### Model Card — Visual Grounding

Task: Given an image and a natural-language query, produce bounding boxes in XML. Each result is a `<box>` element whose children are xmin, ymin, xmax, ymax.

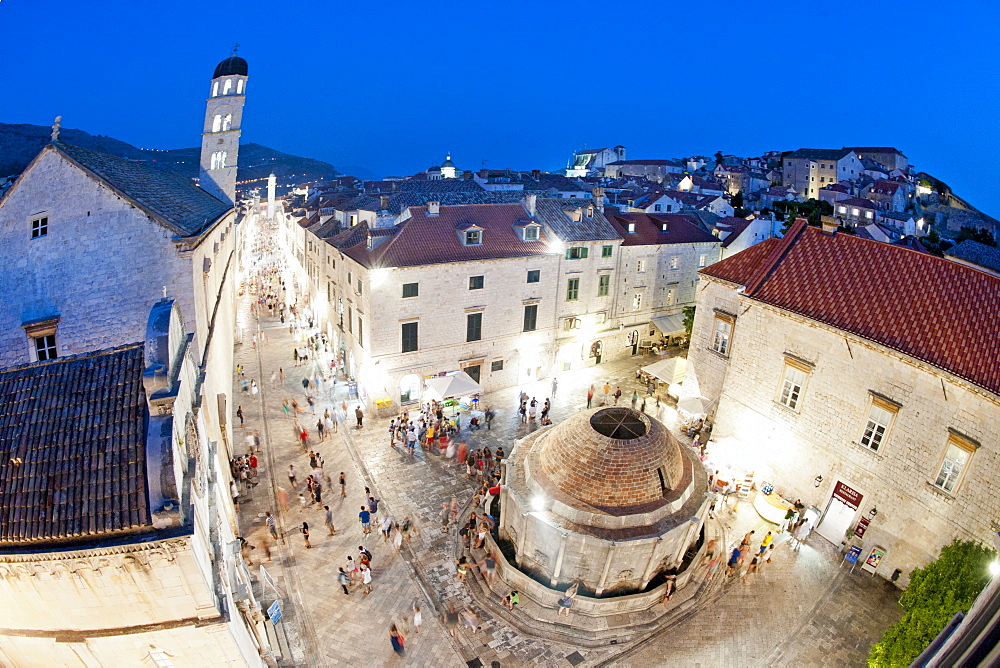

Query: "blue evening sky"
<box><xmin>1</xmin><ymin>0</ymin><xmax>998</xmax><ymax>215</ymax></box>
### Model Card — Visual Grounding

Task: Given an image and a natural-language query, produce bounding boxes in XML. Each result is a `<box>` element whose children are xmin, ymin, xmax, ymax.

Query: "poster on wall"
<box><xmin>861</xmin><ymin>545</ymin><xmax>886</xmax><ymax>576</ymax></box>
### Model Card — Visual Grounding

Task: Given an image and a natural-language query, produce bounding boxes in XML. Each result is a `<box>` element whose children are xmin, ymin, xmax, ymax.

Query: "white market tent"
<box><xmin>641</xmin><ymin>357</ymin><xmax>688</xmax><ymax>384</ymax></box>
<box><xmin>424</xmin><ymin>372</ymin><xmax>484</xmax><ymax>401</ymax></box>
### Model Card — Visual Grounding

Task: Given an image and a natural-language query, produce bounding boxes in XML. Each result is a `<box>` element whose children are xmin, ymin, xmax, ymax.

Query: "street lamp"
<box><xmin>868</xmin><ymin>507</ymin><xmax>878</xmax><ymax>520</ymax></box>
<box><xmin>813</xmin><ymin>475</ymin><xmax>823</xmax><ymax>488</ymax></box>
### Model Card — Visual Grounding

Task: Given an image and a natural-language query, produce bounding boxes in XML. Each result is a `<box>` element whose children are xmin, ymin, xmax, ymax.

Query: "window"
<box><xmin>465</xmin><ymin>229</ymin><xmax>482</xmax><ymax>245</ymax></box>
<box><xmin>402</xmin><ymin>283</ymin><xmax>418</xmax><ymax>298</ymax></box>
<box><xmin>31</xmin><ymin>216</ymin><xmax>48</xmax><ymax>239</ymax></box>
<box><xmin>491</xmin><ymin>360</ymin><xmax>504</xmax><ymax>372</ymax></box>
<box><xmin>347</xmin><ymin>307</ymin><xmax>353</xmax><ymax>333</ymax></box>
<box><xmin>566</xmin><ymin>247</ymin><xmax>588</xmax><ymax>259</ymax></box>
<box><xmin>838</xmin><ymin>205</ymin><xmax>847</xmax><ymax>214</ymax></box>
<box><xmin>632</xmin><ymin>293</ymin><xmax>642</xmax><ymax>311</ymax></box>
<box><xmin>564</xmin><ymin>317</ymin><xmax>581</xmax><ymax>331</ymax></box>
<box><xmin>698</xmin><ymin>254</ymin><xmax>707</xmax><ymax>268</ymax></box>
<box><xmin>669</xmin><ymin>256</ymin><xmax>679</xmax><ymax>270</ymax></box>
<box><xmin>602</xmin><ymin>245</ymin><xmax>613</xmax><ymax>258</ymax></box>
<box><xmin>711</xmin><ymin>314</ymin><xmax>733</xmax><ymax>355</ymax></box>
<box><xmin>526</xmin><ymin>270</ymin><xmax>540</xmax><ymax>283</ymax></box>
<box><xmin>860</xmin><ymin>397</ymin><xmax>897</xmax><ymax>452</ymax></box>
<box><xmin>401</xmin><ymin>322</ymin><xmax>418</xmax><ymax>352</ymax></box>
<box><xmin>778</xmin><ymin>361</ymin><xmax>809</xmax><ymax>410</ymax></box>
<box><xmin>865</xmin><ymin>211</ymin><xmax>873</xmax><ymax>219</ymax></box>
<box><xmin>33</xmin><ymin>334</ymin><xmax>57</xmax><ymax>361</ymax></box>
<box><xmin>595</xmin><ymin>311</ymin><xmax>606</xmax><ymax>324</ymax></box>
<box><xmin>597</xmin><ymin>274</ymin><xmax>610</xmax><ymax>297</ymax></box>
<box><xmin>654</xmin><ymin>204</ymin><xmax>662</xmax><ymax>212</ymax></box>
<box><xmin>666</xmin><ymin>289</ymin><xmax>675</xmax><ymax>305</ymax></box>
<box><xmin>637</xmin><ymin>259</ymin><xmax>646</xmax><ymax>272</ymax></box>
<box><xmin>469</xmin><ymin>275</ymin><xmax>484</xmax><ymax>290</ymax></box>
<box><xmin>348</xmin><ymin>271</ymin><xmax>352</xmax><ymax>285</ymax></box>
<box><xmin>237</xmin><ymin>79</ymin><xmax>244</xmax><ymax>94</ymax></box>
<box><xmin>357</xmin><ymin>317</ymin><xmax>363</xmax><ymax>346</ymax></box>
<box><xmin>357</xmin><ymin>279</ymin><xmax>362</xmax><ymax>295</ymax></box>
<box><xmin>934</xmin><ymin>433</ymin><xmax>976</xmax><ymax>494</ymax></box>
<box><xmin>466</xmin><ymin>313</ymin><xmax>483</xmax><ymax>342</ymax></box>
<box><xmin>523</xmin><ymin>226</ymin><xmax>539</xmax><ymax>241</ymax></box>
<box><xmin>566</xmin><ymin>278</ymin><xmax>580</xmax><ymax>301</ymax></box>
<box><xmin>627</xmin><ymin>223</ymin><xmax>636</xmax><ymax>233</ymax></box>
<box><xmin>523</xmin><ymin>304</ymin><xmax>537</xmax><ymax>332</ymax></box>
<box><xmin>223</xmin><ymin>79</ymin><xmax>232</xmax><ymax>95</ymax></box>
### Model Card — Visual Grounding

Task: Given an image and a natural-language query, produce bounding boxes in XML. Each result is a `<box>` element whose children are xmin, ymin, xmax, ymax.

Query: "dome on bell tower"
<box><xmin>213</xmin><ymin>56</ymin><xmax>248</xmax><ymax>79</ymax></box>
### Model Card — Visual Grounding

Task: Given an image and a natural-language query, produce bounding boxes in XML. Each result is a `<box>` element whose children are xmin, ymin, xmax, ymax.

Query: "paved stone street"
<box><xmin>230</xmin><ymin>226</ymin><xmax>903</xmax><ymax>667</ymax></box>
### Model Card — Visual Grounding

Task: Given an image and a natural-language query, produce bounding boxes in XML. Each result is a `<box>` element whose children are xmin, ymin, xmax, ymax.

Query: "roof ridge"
<box><xmin>743</xmin><ymin>218</ymin><xmax>808</xmax><ymax>294</ymax></box>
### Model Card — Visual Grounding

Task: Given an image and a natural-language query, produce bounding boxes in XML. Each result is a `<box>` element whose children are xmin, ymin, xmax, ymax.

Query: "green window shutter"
<box><xmin>581</xmin><ymin>247</ymin><xmax>589</xmax><ymax>258</ymax></box>
<box><xmin>565</xmin><ymin>248</ymin><xmax>572</xmax><ymax>260</ymax></box>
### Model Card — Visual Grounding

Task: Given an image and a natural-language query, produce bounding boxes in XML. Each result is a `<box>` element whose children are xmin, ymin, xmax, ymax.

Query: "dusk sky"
<box><xmin>2</xmin><ymin>0</ymin><xmax>998</xmax><ymax>215</ymax></box>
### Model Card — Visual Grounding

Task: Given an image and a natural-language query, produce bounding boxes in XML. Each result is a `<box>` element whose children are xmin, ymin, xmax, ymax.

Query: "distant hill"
<box><xmin>0</xmin><ymin>122</ymin><xmax>338</xmax><ymax>193</ymax></box>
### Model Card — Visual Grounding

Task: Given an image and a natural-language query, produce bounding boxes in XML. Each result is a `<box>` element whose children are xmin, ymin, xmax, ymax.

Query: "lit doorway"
<box><xmin>815</xmin><ymin>481</ymin><xmax>862</xmax><ymax>545</ymax></box>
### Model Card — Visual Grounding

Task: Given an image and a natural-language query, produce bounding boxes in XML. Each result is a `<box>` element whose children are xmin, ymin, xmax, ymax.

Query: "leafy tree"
<box><xmin>955</xmin><ymin>225</ymin><xmax>997</xmax><ymax>247</ymax></box>
<box><xmin>921</xmin><ymin>229</ymin><xmax>952</xmax><ymax>257</ymax></box>
<box><xmin>868</xmin><ymin>539</ymin><xmax>995</xmax><ymax>667</ymax></box>
<box><xmin>682</xmin><ymin>306</ymin><xmax>696</xmax><ymax>340</ymax></box>
<box><xmin>777</xmin><ymin>199</ymin><xmax>833</xmax><ymax>233</ymax></box>
<box><xmin>714</xmin><ymin>151</ymin><xmax>724</xmax><ymax>165</ymax></box>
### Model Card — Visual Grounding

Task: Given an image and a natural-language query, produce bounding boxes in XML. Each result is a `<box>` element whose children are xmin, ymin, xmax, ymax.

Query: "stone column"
<box><xmin>640</xmin><ymin>536</ymin><xmax>663</xmax><ymax>589</ymax></box>
<box><xmin>550</xmin><ymin>533</ymin><xmax>569</xmax><ymax>586</ymax></box>
<box><xmin>596</xmin><ymin>541</ymin><xmax>616</xmax><ymax>596</ymax></box>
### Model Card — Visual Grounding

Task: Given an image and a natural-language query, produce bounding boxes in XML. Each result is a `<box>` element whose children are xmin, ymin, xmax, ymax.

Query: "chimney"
<box><xmin>525</xmin><ymin>194</ymin><xmax>537</xmax><ymax>217</ymax></box>
<box><xmin>479</xmin><ymin>168</ymin><xmax>488</xmax><ymax>179</ymax></box>
<box><xmin>531</xmin><ymin>169</ymin><xmax>541</xmax><ymax>180</ymax></box>
<box><xmin>820</xmin><ymin>215</ymin><xmax>838</xmax><ymax>234</ymax></box>
<box><xmin>427</xmin><ymin>201</ymin><xmax>440</xmax><ymax>217</ymax></box>
<box><xmin>379</xmin><ymin>195</ymin><xmax>390</xmax><ymax>212</ymax></box>
<box><xmin>592</xmin><ymin>187</ymin><xmax>605</xmax><ymax>213</ymax></box>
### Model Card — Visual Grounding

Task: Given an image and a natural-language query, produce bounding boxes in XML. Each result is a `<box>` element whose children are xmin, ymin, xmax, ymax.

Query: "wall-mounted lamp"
<box><xmin>813</xmin><ymin>475</ymin><xmax>823</xmax><ymax>488</ymax></box>
<box><xmin>869</xmin><ymin>507</ymin><xmax>878</xmax><ymax>519</ymax></box>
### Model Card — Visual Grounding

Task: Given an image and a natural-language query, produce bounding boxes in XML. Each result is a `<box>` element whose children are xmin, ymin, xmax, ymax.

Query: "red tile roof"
<box><xmin>607</xmin><ymin>213</ymin><xmax>719</xmax><ymax>246</ymax></box>
<box><xmin>330</xmin><ymin>203</ymin><xmax>556</xmax><ymax>268</ymax></box>
<box><xmin>701</xmin><ymin>219</ymin><xmax>1000</xmax><ymax>395</ymax></box>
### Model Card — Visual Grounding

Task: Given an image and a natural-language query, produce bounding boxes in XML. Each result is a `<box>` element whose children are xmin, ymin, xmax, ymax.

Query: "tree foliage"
<box><xmin>868</xmin><ymin>539</ymin><xmax>995</xmax><ymax>667</ymax></box>
<box><xmin>682</xmin><ymin>306</ymin><xmax>696</xmax><ymax>339</ymax></box>
<box><xmin>955</xmin><ymin>225</ymin><xmax>997</xmax><ymax>247</ymax></box>
<box><xmin>774</xmin><ymin>199</ymin><xmax>833</xmax><ymax>233</ymax></box>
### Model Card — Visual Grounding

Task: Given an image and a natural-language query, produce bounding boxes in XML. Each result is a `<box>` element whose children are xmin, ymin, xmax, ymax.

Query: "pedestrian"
<box><xmin>324</xmin><ymin>505</ymin><xmax>336</xmax><ymax>535</ymax></box>
<box><xmin>558</xmin><ymin>582</ymin><xmax>579</xmax><ymax>616</ymax></box>
<box><xmin>791</xmin><ymin>519</ymin><xmax>812</xmax><ymax>551</ymax></box>
<box><xmin>250</xmin><ymin>379</ymin><xmax>258</xmax><ymax>397</ymax></box>
<box><xmin>613</xmin><ymin>387</ymin><xmax>622</xmax><ymax>405</ymax></box>
<box><xmin>380</xmin><ymin>515</ymin><xmax>394</xmax><ymax>542</ymax></box>
<box><xmin>518</xmin><ymin>402</ymin><xmax>527</xmax><ymax>423</ymax></box>
<box><xmin>759</xmin><ymin>531</ymin><xmax>773</xmax><ymax>555</ymax></box>
<box><xmin>361</xmin><ymin>565</ymin><xmax>373</xmax><ymax>594</ymax></box>
<box><xmin>339</xmin><ymin>472</ymin><xmax>347</xmax><ymax>498</ymax></box>
<box><xmin>276</xmin><ymin>485</ymin><xmax>290</xmax><ymax>512</ymax></box>
<box><xmin>661</xmin><ymin>575</ymin><xmax>676</xmax><ymax>604</ymax></box>
<box><xmin>359</xmin><ymin>506</ymin><xmax>371</xmax><ymax>534</ymax></box>
<box><xmin>337</xmin><ymin>567</ymin><xmax>351</xmax><ymax>595</ymax></box>
<box><xmin>301</xmin><ymin>377</ymin><xmax>309</xmax><ymax>392</ymax></box>
<box><xmin>298</xmin><ymin>492</ymin><xmax>309</xmax><ymax>508</ymax></box>
<box><xmin>502</xmin><ymin>590</ymin><xmax>520</xmax><ymax>611</ymax></box>
<box><xmin>270</xmin><ymin>370</ymin><xmax>277</xmax><ymax>388</ymax></box>
<box><xmin>307</xmin><ymin>395</ymin><xmax>316</xmax><ymax>414</ymax></box>
<box><xmin>440</xmin><ymin>502</ymin><xmax>450</xmax><ymax>533</ymax></box>
<box><xmin>444</xmin><ymin>600</ymin><xmax>459</xmax><ymax>637</ymax></box>
<box><xmin>265</xmin><ymin>512</ymin><xmax>279</xmax><ymax>542</ymax></box>
<box><xmin>279</xmin><ymin>367</ymin><xmax>285</xmax><ymax>387</ymax></box>
<box><xmin>551</xmin><ymin>377</ymin><xmax>558</xmax><ymax>395</ymax></box>
<box><xmin>587</xmin><ymin>384</ymin><xmax>594</xmax><ymax>408</ymax></box>
<box><xmin>326</xmin><ymin>412</ymin><xmax>337</xmax><ymax>434</ymax></box>
<box><xmin>602</xmin><ymin>382</ymin><xmax>611</xmax><ymax>405</ymax></box>
<box><xmin>355</xmin><ymin>406</ymin><xmax>364</xmax><ymax>428</ymax></box>
<box><xmin>456</xmin><ymin>555</ymin><xmax>472</xmax><ymax>582</ymax></box>
<box><xmin>701</xmin><ymin>538</ymin><xmax>718</xmax><ymax>567</ymax></box>
<box><xmin>726</xmin><ymin>545</ymin><xmax>743</xmax><ymax>576</ymax></box>
<box><xmin>317</xmin><ymin>418</ymin><xmax>325</xmax><ymax>442</ymax></box>
<box><xmin>368</xmin><ymin>496</ymin><xmax>381</xmax><ymax>525</ymax></box>
<box><xmin>287</xmin><ymin>464</ymin><xmax>297</xmax><ymax>488</ymax></box>
<box><xmin>300</xmin><ymin>521</ymin><xmax>311</xmax><ymax>548</ymax></box>
<box><xmin>741</xmin><ymin>530</ymin><xmax>755</xmax><ymax>548</ymax></box>
<box><xmin>388</xmin><ymin>623</ymin><xmax>405</xmax><ymax>657</ymax></box>
<box><xmin>236</xmin><ymin>405</ymin><xmax>244</xmax><ymax>426</ymax></box>
<box><xmin>412</xmin><ymin>603</ymin><xmax>422</xmax><ymax>634</ymax></box>
<box><xmin>461</xmin><ymin>607</ymin><xmax>481</xmax><ymax>633</ymax></box>
<box><xmin>631</xmin><ymin>390</ymin><xmax>638</xmax><ymax>410</ymax></box>
<box><xmin>743</xmin><ymin>555</ymin><xmax>760</xmax><ymax>584</ymax></box>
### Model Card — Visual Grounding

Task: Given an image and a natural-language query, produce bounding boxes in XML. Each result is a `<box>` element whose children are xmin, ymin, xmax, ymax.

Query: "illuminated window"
<box><xmin>632</xmin><ymin>293</ymin><xmax>642</xmax><ymax>311</ymax></box>
<box><xmin>31</xmin><ymin>216</ymin><xmax>48</xmax><ymax>239</ymax></box>
<box><xmin>711</xmin><ymin>314</ymin><xmax>734</xmax><ymax>356</ymax></box>
<box><xmin>698</xmin><ymin>254</ymin><xmax>707</xmax><ymax>268</ymax></box>
<box><xmin>237</xmin><ymin>79</ymin><xmax>244</xmax><ymax>94</ymax></box>
<box><xmin>566</xmin><ymin>278</ymin><xmax>579</xmax><ymax>301</ymax></box>
<box><xmin>666</xmin><ymin>289</ymin><xmax>674</xmax><ymax>305</ymax></box>
<box><xmin>637</xmin><ymin>259</ymin><xmax>645</xmax><ymax>272</ymax></box>
<box><xmin>223</xmin><ymin>79</ymin><xmax>233</xmax><ymax>95</ymax></box>
<box><xmin>212</xmin><ymin>114</ymin><xmax>222</xmax><ymax>132</ymax></box>
<box><xmin>778</xmin><ymin>359</ymin><xmax>811</xmax><ymax>410</ymax></box>
<box><xmin>934</xmin><ymin>433</ymin><xmax>976</xmax><ymax>494</ymax></box>
<box><xmin>627</xmin><ymin>223</ymin><xmax>636</xmax><ymax>233</ymax></box>
<box><xmin>860</xmin><ymin>396</ymin><xmax>898</xmax><ymax>452</ymax></box>
<box><xmin>669</xmin><ymin>256</ymin><xmax>679</xmax><ymax>270</ymax></box>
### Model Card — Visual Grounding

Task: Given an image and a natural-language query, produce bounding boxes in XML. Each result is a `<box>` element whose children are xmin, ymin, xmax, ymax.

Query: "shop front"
<box><xmin>815</xmin><ymin>481</ymin><xmax>863</xmax><ymax>545</ymax></box>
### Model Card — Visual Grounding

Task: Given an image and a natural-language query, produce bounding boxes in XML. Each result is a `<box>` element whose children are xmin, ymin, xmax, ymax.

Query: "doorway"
<box><xmin>465</xmin><ymin>364</ymin><xmax>481</xmax><ymax>384</ymax></box>
<box><xmin>815</xmin><ymin>481</ymin><xmax>862</xmax><ymax>545</ymax></box>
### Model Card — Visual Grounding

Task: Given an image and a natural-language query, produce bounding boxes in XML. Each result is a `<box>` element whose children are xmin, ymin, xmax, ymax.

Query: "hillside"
<box><xmin>0</xmin><ymin>122</ymin><xmax>338</xmax><ymax>191</ymax></box>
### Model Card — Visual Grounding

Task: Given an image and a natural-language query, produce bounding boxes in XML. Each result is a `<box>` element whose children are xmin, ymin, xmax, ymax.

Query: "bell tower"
<box><xmin>199</xmin><ymin>48</ymin><xmax>248</xmax><ymax>206</ymax></box>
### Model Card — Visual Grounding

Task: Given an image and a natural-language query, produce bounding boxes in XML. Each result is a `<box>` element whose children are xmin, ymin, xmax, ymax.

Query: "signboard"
<box><xmin>267</xmin><ymin>600</ymin><xmax>282</xmax><ymax>624</ymax></box>
<box><xmin>854</xmin><ymin>517</ymin><xmax>871</xmax><ymax>538</ymax></box>
<box><xmin>842</xmin><ymin>545</ymin><xmax>862</xmax><ymax>571</ymax></box>
<box><xmin>861</xmin><ymin>545</ymin><xmax>887</xmax><ymax>576</ymax></box>
<box><xmin>375</xmin><ymin>398</ymin><xmax>392</xmax><ymax>409</ymax></box>
<box><xmin>347</xmin><ymin>382</ymin><xmax>358</xmax><ymax>397</ymax></box>
<box><xmin>832</xmin><ymin>481</ymin><xmax>863</xmax><ymax>510</ymax></box>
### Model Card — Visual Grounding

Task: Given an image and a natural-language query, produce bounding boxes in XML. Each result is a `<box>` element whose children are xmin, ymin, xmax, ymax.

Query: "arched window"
<box><xmin>212</xmin><ymin>81</ymin><xmax>219</xmax><ymax>97</ymax></box>
<box><xmin>222</xmin><ymin>114</ymin><xmax>232</xmax><ymax>131</ymax></box>
<box><xmin>223</xmin><ymin>79</ymin><xmax>232</xmax><ymax>95</ymax></box>
<box><xmin>236</xmin><ymin>79</ymin><xmax>244</xmax><ymax>94</ymax></box>
<box><xmin>220</xmin><ymin>151</ymin><xmax>227</xmax><ymax>168</ymax></box>
<box><xmin>212</xmin><ymin>115</ymin><xmax>222</xmax><ymax>132</ymax></box>
<box><xmin>210</xmin><ymin>152</ymin><xmax>219</xmax><ymax>170</ymax></box>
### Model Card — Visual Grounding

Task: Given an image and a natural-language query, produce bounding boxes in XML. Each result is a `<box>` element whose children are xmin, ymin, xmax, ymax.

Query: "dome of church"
<box><xmin>535</xmin><ymin>407</ymin><xmax>685</xmax><ymax>509</ymax></box>
<box><xmin>427</xmin><ymin>165</ymin><xmax>442</xmax><ymax>173</ymax></box>
<box><xmin>442</xmin><ymin>155</ymin><xmax>455</xmax><ymax>168</ymax></box>
<box><xmin>214</xmin><ymin>56</ymin><xmax>249</xmax><ymax>79</ymax></box>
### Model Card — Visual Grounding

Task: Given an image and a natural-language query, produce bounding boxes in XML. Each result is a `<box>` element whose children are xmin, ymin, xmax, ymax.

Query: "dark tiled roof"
<box><xmin>945</xmin><ymin>240</ymin><xmax>1000</xmax><ymax>274</ymax></box>
<box><xmin>890</xmin><ymin>235</ymin><xmax>929</xmax><ymax>253</ymax></box>
<box><xmin>717</xmin><ymin>217</ymin><xmax>754</xmax><ymax>248</ymax></box>
<box><xmin>533</xmin><ymin>198</ymin><xmax>623</xmax><ymax>243</ymax></box>
<box><xmin>394</xmin><ymin>179</ymin><xmax>484</xmax><ymax>194</ymax></box>
<box><xmin>703</xmin><ymin>220</ymin><xmax>1000</xmax><ymax>395</ymax></box>
<box><xmin>607</xmin><ymin>160</ymin><xmax>681</xmax><ymax>167</ymax></box>
<box><xmin>786</xmin><ymin>148</ymin><xmax>854</xmax><ymax>161</ymax></box>
<box><xmin>55</xmin><ymin>143</ymin><xmax>230</xmax><ymax>237</ymax></box>
<box><xmin>329</xmin><ymin>203</ymin><xmax>556</xmax><ymax>269</ymax></box>
<box><xmin>847</xmin><ymin>146</ymin><xmax>905</xmax><ymax>156</ymax></box>
<box><xmin>525</xmin><ymin>172</ymin><xmax>586</xmax><ymax>193</ymax></box>
<box><xmin>607</xmin><ymin>213</ymin><xmax>719</xmax><ymax>246</ymax></box>
<box><xmin>0</xmin><ymin>344</ymin><xmax>151</xmax><ymax>545</ymax></box>
<box><xmin>838</xmin><ymin>197</ymin><xmax>877</xmax><ymax>209</ymax></box>
<box><xmin>334</xmin><ymin>190</ymin><xmax>525</xmax><ymax>216</ymax></box>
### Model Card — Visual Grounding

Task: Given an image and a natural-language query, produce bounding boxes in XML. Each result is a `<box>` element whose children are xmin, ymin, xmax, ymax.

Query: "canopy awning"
<box><xmin>424</xmin><ymin>371</ymin><xmax>483</xmax><ymax>401</ymax></box>
<box><xmin>642</xmin><ymin>357</ymin><xmax>687</xmax><ymax>384</ymax></box>
<box><xmin>650</xmin><ymin>313</ymin><xmax>686</xmax><ymax>335</ymax></box>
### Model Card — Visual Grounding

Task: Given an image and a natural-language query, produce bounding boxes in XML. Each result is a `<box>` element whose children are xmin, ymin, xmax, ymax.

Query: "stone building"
<box><xmin>500</xmin><ymin>407</ymin><xmax>708</xmax><ymax>595</ymax></box>
<box><xmin>782</xmin><ymin>148</ymin><xmax>861</xmax><ymax>199</ymax></box>
<box><xmin>688</xmin><ymin>219</ymin><xmax>1000</xmax><ymax>585</ymax></box>
<box><xmin>0</xmin><ymin>303</ymin><xmax>268</xmax><ymax>665</ymax></box>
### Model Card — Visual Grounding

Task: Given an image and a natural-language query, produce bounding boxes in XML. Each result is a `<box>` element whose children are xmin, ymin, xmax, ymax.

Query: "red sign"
<box><xmin>832</xmin><ymin>481</ymin><xmax>863</xmax><ymax>510</ymax></box>
<box><xmin>854</xmin><ymin>517</ymin><xmax>871</xmax><ymax>538</ymax></box>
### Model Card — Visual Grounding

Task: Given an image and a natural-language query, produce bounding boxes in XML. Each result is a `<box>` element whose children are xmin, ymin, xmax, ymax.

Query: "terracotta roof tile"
<box><xmin>701</xmin><ymin>220</ymin><xmax>1000</xmax><ymax>394</ymax></box>
<box><xmin>607</xmin><ymin>213</ymin><xmax>719</xmax><ymax>246</ymax></box>
<box><xmin>0</xmin><ymin>344</ymin><xmax>151</xmax><ymax>545</ymax></box>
